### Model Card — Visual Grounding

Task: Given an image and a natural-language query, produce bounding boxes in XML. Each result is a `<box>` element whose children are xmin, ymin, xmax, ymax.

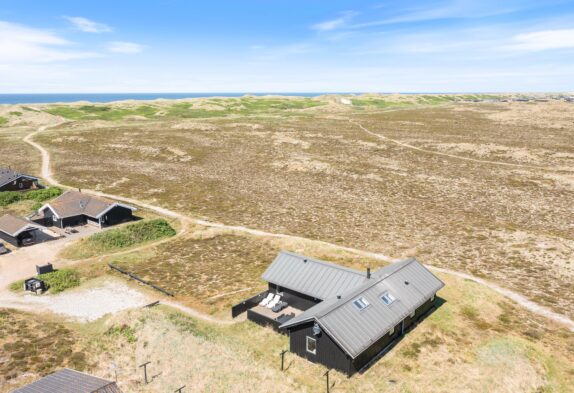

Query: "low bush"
<box><xmin>106</xmin><ymin>324</ymin><xmax>137</xmax><ymax>343</ymax></box>
<box><xmin>61</xmin><ymin>219</ymin><xmax>176</xmax><ymax>259</ymax></box>
<box><xmin>38</xmin><ymin>269</ymin><xmax>80</xmax><ymax>293</ymax></box>
<box><xmin>0</xmin><ymin>187</ymin><xmax>62</xmax><ymax>207</ymax></box>
<box><xmin>90</xmin><ymin>219</ymin><xmax>176</xmax><ymax>249</ymax></box>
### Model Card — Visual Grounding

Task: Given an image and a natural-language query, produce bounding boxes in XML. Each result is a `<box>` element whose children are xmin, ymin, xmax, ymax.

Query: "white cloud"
<box><xmin>65</xmin><ymin>16</ymin><xmax>112</xmax><ymax>33</ymax></box>
<box><xmin>507</xmin><ymin>29</ymin><xmax>574</xmax><ymax>51</ymax></box>
<box><xmin>107</xmin><ymin>41</ymin><xmax>144</xmax><ymax>54</ymax></box>
<box><xmin>312</xmin><ymin>11</ymin><xmax>357</xmax><ymax>31</ymax></box>
<box><xmin>0</xmin><ymin>21</ymin><xmax>98</xmax><ymax>63</ymax></box>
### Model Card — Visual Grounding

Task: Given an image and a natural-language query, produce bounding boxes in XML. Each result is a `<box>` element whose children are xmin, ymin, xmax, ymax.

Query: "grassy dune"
<box><xmin>5</xmin><ymin>268</ymin><xmax>573</xmax><ymax>393</ymax></box>
<box><xmin>35</xmin><ymin>99</ymin><xmax>574</xmax><ymax>319</ymax></box>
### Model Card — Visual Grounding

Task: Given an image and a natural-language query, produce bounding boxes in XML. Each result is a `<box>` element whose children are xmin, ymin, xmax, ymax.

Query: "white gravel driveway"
<box><xmin>1</xmin><ymin>280</ymin><xmax>151</xmax><ymax>322</ymax></box>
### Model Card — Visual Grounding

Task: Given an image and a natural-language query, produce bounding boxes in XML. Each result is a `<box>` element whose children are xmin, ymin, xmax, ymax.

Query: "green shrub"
<box><xmin>91</xmin><ymin>219</ymin><xmax>176</xmax><ymax>249</ymax></box>
<box><xmin>0</xmin><ymin>187</ymin><xmax>62</xmax><ymax>207</ymax></box>
<box><xmin>0</xmin><ymin>117</ymin><xmax>7</xmax><ymax>126</ymax></box>
<box><xmin>106</xmin><ymin>324</ymin><xmax>137</xmax><ymax>343</ymax></box>
<box><xmin>63</xmin><ymin>219</ymin><xmax>176</xmax><ymax>259</ymax></box>
<box><xmin>38</xmin><ymin>269</ymin><xmax>80</xmax><ymax>293</ymax></box>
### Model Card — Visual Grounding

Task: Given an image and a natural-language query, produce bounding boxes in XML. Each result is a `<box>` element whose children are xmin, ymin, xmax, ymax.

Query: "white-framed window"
<box><xmin>18</xmin><ymin>182</ymin><xmax>23</xmax><ymax>189</ymax></box>
<box><xmin>389</xmin><ymin>326</ymin><xmax>395</xmax><ymax>336</ymax></box>
<box><xmin>353</xmin><ymin>296</ymin><xmax>370</xmax><ymax>311</ymax></box>
<box><xmin>306</xmin><ymin>336</ymin><xmax>317</xmax><ymax>354</ymax></box>
<box><xmin>380</xmin><ymin>292</ymin><xmax>396</xmax><ymax>305</ymax></box>
<box><xmin>52</xmin><ymin>215</ymin><xmax>57</xmax><ymax>222</ymax></box>
<box><xmin>409</xmin><ymin>311</ymin><xmax>415</xmax><ymax>318</ymax></box>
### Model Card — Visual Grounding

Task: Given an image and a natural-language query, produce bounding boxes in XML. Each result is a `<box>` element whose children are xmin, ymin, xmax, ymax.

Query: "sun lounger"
<box><xmin>259</xmin><ymin>292</ymin><xmax>274</xmax><ymax>307</ymax></box>
<box><xmin>266</xmin><ymin>294</ymin><xmax>281</xmax><ymax>309</ymax></box>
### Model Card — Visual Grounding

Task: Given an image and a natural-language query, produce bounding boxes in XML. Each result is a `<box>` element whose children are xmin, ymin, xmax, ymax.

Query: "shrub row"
<box><xmin>88</xmin><ymin>219</ymin><xmax>176</xmax><ymax>250</ymax></box>
<box><xmin>0</xmin><ymin>187</ymin><xmax>63</xmax><ymax>207</ymax></box>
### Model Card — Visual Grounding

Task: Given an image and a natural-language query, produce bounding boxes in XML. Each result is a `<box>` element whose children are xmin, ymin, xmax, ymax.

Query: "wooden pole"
<box><xmin>139</xmin><ymin>361</ymin><xmax>151</xmax><ymax>384</ymax></box>
<box><xmin>175</xmin><ymin>386</ymin><xmax>186</xmax><ymax>393</ymax></box>
<box><xmin>324</xmin><ymin>369</ymin><xmax>330</xmax><ymax>393</ymax></box>
<box><xmin>280</xmin><ymin>350</ymin><xmax>288</xmax><ymax>371</ymax></box>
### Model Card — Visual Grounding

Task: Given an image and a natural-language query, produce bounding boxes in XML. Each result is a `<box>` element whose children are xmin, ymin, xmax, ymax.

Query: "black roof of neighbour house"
<box><xmin>0</xmin><ymin>167</ymin><xmax>38</xmax><ymax>188</ymax></box>
<box><xmin>12</xmin><ymin>368</ymin><xmax>122</xmax><ymax>393</ymax></box>
<box><xmin>39</xmin><ymin>190</ymin><xmax>136</xmax><ymax>219</ymax></box>
<box><xmin>278</xmin><ymin>257</ymin><xmax>445</xmax><ymax>359</ymax></box>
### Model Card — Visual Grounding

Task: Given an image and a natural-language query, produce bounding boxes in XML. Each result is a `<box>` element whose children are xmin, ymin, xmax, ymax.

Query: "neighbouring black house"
<box><xmin>0</xmin><ymin>214</ymin><xmax>43</xmax><ymax>247</ymax></box>
<box><xmin>233</xmin><ymin>251</ymin><xmax>444</xmax><ymax>376</ymax></box>
<box><xmin>33</xmin><ymin>190</ymin><xmax>136</xmax><ymax>229</ymax></box>
<box><xmin>0</xmin><ymin>167</ymin><xmax>40</xmax><ymax>192</ymax></box>
<box><xmin>12</xmin><ymin>368</ymin><xmax>122</xmax><ymax>393</ymax></box>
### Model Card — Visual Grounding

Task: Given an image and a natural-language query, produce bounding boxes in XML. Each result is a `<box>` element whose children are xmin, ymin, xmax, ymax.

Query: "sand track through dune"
<box><xmin>20</xmin><ymin>122</ymin><xmax>574</xmax><ymax>331</ymax></box>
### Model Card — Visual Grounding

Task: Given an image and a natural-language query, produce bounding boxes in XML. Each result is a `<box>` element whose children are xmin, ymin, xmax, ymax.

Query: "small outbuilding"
<box><xmin>12</xmin><ymin>368</ymin><xmax>122</xmax><ymax>393</ymax></box>
<box><xmin>34</xmin><ymin>190</ymin><xmax>136</xmax><ymax>229</ymax></box>
<box><xmin>0</xmin><ymin>167</ymin><xmax>40</xmax><ymax>192</ymax></box>
<box><xmin>233</xmin><ymin>251</ymin><xmax>444</xmax><ymax>376</ymax></box>
<box><xmin>0</xmin><ymin>214</ymin><xmax>43</xmax><ymax>247</ymax></box>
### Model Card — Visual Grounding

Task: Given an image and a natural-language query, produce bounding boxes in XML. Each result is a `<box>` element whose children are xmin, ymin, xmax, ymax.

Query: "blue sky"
<box><xmin>1</xmin><ymin>0</ymin><xmax>574</xmax><ymax>92</ymax></box>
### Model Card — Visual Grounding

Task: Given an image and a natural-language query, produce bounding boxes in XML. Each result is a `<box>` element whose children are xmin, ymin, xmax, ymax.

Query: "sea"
<box><xmin>0</xmin><ymin>93</ymin><xmax>339</xmax><ymax>105</ymax></box>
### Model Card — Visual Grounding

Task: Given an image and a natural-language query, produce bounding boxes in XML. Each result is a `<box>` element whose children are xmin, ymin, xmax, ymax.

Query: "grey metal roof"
<box><xmin>280</xmin><ymin>258</ymin><xmax>444</xmax><ymax>359</ymax></box>
<box><xmin>12</xmin><ymin>368</ymin><xmax>122</xmax><ymax>393</ymax></box>
<box><xmin>261</xmin><ymin>251</ymin><xmax>369</xmax><ymax>300</ymax></box>
<box><xmin>0</xmin><ymin>167</ymin><xmax>37</xmax><ymax>188</ymax></box>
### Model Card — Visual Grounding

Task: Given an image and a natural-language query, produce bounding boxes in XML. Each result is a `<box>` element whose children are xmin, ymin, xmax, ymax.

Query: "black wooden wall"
<box><xmin>288</xmin><ymin>321</ymin><xmax>352</xmax><ymax>375</ymax></box>
<box><xmin>101</xmin><ymin>206</ymin><xmax>133</xmax><ymax>226</ymax></box>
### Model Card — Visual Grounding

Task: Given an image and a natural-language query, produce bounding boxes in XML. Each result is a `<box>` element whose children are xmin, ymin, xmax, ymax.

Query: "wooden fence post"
<box><xmin>324</xmin><ymin>369</ymin><xmax>330</xmax><ymax>393</ymax></box>
<box><xmin>280</xmin><ymin>350</ymin><xmax>288</xmax><ymax>371</ymax></box>
<box><xmin>139</xmin><ymin>361</ymin><xmax>151</xmax><ymax>384</ymax></box>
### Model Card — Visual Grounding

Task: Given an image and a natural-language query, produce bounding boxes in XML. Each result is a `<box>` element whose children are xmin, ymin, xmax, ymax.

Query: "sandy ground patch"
<box><xmin>5</xmin><ymin>280</ymin><xmax>150</xmax><ymax>322</ymax></box>
<box><xmin>0</xmin><ymin>225</ymin><xmax>100</xmax><ymax>291</ymax></box>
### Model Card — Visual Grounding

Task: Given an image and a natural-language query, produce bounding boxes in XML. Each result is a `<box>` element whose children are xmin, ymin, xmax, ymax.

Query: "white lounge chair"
<box><xmin>259</xmin><ymin>293</ymin><xmax>274</xmax><ymax>307</ymax></box>
<box><xmin>267</xmin><ymin>294</ymin><xmax>281</xmax><ymax>309</ymax></box>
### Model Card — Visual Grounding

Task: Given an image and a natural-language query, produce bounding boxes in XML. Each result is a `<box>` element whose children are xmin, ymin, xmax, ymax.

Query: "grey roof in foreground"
<box><xmin>261</xmin><ymin>251</ymin><xmax>369</xmax><ymax>300</ymax></box>
<box><xmin>12</xmin><ymin>368</ymin><xmax>121</xmax><ymax>393</ymax></box>
<box><xmin>0</xmin><ymin>167</ymin><xmax>37</xmax><ymax>188</ymax></box>
<box><xmin>280</xmin><ymin>258</ymin><xmax>444</xmax><ymax>359</ymax></box>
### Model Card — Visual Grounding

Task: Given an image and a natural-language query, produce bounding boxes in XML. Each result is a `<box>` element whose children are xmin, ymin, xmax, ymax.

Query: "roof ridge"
<box><xmin>315</xmin><ymin>258</ymin><xmax>418</xmax><ymax>319</ymax></box>
<box><xmin>280</xmin><ymin>250</ymin><xmax>365</xmax><ymax>276</ymax></box>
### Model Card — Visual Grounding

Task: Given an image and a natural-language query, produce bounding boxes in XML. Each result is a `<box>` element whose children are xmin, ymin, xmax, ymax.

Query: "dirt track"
<box><xmin>20</xmin><ymin>122</ymin><xmax>574</xmax><ymax>331</ymax></box>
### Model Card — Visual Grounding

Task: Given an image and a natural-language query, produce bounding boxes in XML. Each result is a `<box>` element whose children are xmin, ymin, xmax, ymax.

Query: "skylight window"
<box><xmin>380</xmin><ymin>292</ymin><xmax>396</xmax><ymax>305</ymax></box>
<box><xmin>353</xmin><ymin>296</ymin><xmax>370</xmax><ymax>311</ymax></box>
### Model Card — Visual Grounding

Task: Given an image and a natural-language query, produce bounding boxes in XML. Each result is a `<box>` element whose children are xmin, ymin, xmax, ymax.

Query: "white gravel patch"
<box><xmin>21</xmin><ymin>281</ymin><xmax>149</xmax><ymax>322</ymax></box>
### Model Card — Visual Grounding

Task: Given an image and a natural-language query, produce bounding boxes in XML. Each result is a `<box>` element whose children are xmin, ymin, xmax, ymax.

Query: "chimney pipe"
<box><xmin>367</xmin><ymin>267</ymin><xmax>371</xmax><ymax>279</ymax></box>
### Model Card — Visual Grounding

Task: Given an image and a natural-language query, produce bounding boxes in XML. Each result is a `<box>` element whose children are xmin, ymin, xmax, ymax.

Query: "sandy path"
<box><xmin>349</xmin><ymin>120</ymin><xmax>571</xmax><ymax>172</ymax></box>
<box><xmin>22</xmin><ymin>123</ymin><xmax>574</xmax><ymax>331</ymax></box>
